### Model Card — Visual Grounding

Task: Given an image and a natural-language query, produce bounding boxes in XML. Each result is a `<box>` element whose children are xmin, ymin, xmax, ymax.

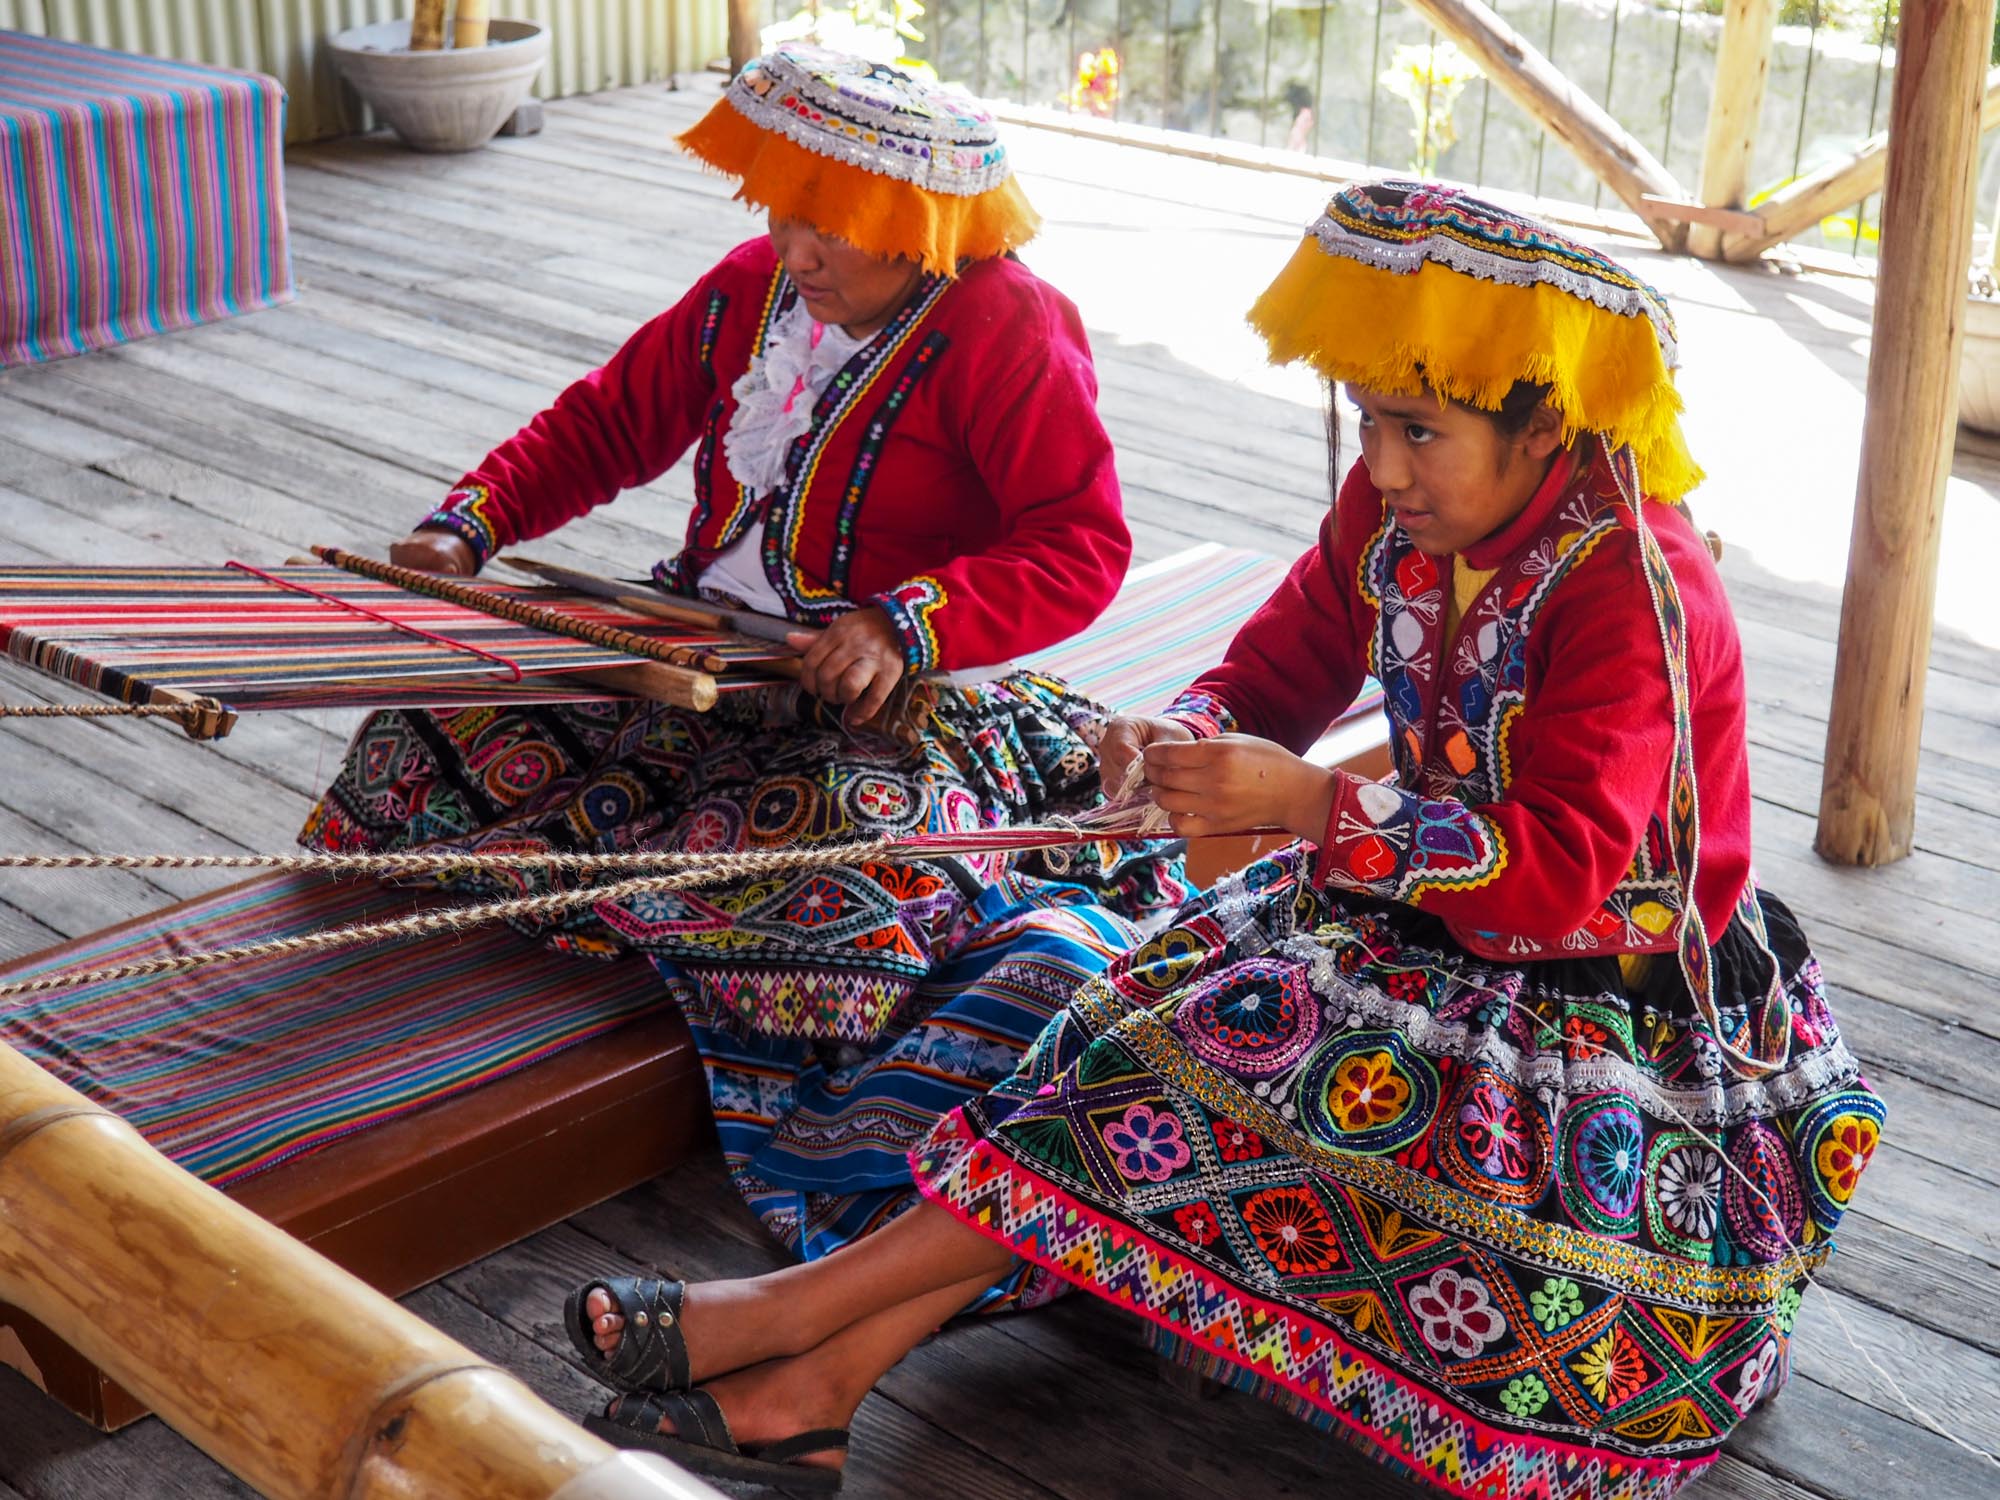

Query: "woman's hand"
<box><xmin>389</xmin><ymin>531</ymin><xmax>477</xmax><ymax>575</ymax></box>
<box><xmin>1097</xmin><ymin>716</ymin><xmax>1195</xmax><ymax>799</ymax></box>
<box><xmin>1141</xmin><ymin>733</ymin><xmax>1337</xmax><ymax>843</ymax></box>
<box><xmin>787</xmin><ymin>606</ymin><xmax>906</xmax><ymax>724</ymax></box>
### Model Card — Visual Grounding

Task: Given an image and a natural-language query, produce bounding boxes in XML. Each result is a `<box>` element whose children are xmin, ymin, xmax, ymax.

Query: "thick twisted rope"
<box><xmin>0</xmin><ymin>846</ymin><xmax>910</xmax><ymax>876</ymax></box>
<box><xmin>0</xmin><ymin>813</ymin><xmax>1174</xmax><ymax>1001</ymax></box>
<box><xmin>0</xmin><ymin>838</ymin><xmax>954</xmax><ymax>1000</ymax></box>
<box><xmin>0</xmin><ymin>703</ymin><xmax>211</xmax><ymax>725</ymax></box>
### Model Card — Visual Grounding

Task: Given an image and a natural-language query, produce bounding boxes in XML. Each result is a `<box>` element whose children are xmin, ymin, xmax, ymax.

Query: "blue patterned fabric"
<box><xmin>668</xmin><ymin>872</ymin><xmax>1144</xmax><ymax>1310</ymax></box>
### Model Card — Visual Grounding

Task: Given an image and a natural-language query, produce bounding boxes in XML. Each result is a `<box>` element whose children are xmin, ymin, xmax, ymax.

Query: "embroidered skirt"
<box><xmin>301</xmin><ymin>671</ymin><xmax>1186</xmax><ymax>1044</ymax></box>
<box><xmin>913</xmin><ymin>845</ymin><xmax>1884</xmax><ymax>1499</ymax></box>
<box><xmin>666</xmin><ymin>872</ymin><xmax>1140</xmax><ymax>1310</ymax></box>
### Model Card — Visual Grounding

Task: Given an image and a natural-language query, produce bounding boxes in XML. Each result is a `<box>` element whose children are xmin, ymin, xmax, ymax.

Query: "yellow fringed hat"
<box><xmin>1249</xmin><ymin>180</ymin><xmax>1702</xmax><ymax>501</ymax></box>
<box><xmin>677</xmin><ymin>44</ymin><xmax>1040</xmax><ymax>276</ymax></box>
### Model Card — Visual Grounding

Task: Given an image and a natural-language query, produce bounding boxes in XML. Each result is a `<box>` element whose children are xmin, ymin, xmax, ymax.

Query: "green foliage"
<box><xmin>1378</xmin><ymin>40</ymin><xmax>1482</xmax><ymax>177</ymax></box>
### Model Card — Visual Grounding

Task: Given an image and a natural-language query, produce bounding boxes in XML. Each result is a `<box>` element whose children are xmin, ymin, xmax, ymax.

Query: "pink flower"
<box><xmin>1103</xmin><ymin>1103</ymin><xmax>1191</xmax><ymax>1183</ymax></box>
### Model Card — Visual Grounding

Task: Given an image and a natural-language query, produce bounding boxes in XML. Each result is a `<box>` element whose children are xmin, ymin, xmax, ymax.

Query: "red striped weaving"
<box><xmin>0</xmin><ymin>873</ymin><xmax>669</xmax><ymax>1186</ymax></box>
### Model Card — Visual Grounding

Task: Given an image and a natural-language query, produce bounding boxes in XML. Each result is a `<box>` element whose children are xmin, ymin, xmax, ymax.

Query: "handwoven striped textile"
<box><xmin>0</xmin><ymin>873</ymin><xmax>670</xmax><ymax>1186</ymax></box>
<box><xmin>0</xmin><ymin>565</ymin><xmax>781</xmax><ymax>710</ymax></box>
<box><xmin>0</xmin><ymin>31</ymin><xmax>293</xmax><ymax>366</ymax></box>
<box><xmin>1032</xmin><ymin>542</ymin><xmax>1385</xmax><ymax>729</ymax></box>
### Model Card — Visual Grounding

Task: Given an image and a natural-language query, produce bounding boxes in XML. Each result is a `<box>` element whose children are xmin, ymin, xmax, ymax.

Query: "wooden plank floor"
<box><xmin>2</xmin><ymin>80</ymin><xmax>1997</xmax><ymax>1500</ymax></box>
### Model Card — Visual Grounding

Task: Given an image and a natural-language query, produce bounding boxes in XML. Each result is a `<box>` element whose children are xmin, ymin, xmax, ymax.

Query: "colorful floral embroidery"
<box><xmin>1241</xmin><ymin>1185</ymin><xmax>1344</xmax><ymax>1275</ymax></box>
<box><xmin>1212</xmin><ymin>1117</ymin><xmax>1265</xmax><ymax>1162</ymax></box>
<box><xmin>1327</xmin><ymin>1051</ymin><xmax>1412</xmax><ymax>1132</ymax></box>
<box><xmin>1654</xmin><ymin>1143</ymin><xmax>1722</xmax><ymax>1240</ymax></box>
<box><xmin>1174</xmin><ymin>1201</ymin><xmax>1223</xmax><ymax>1247</ymax></box>
<box><xmin>1571</xmin><ymin>1326</ymin><xmax>1650</xmax><ymax>1406</ymax></box>
<box><xmin>1103</xmin><ymin>1103</ymin><xmax>1191</xmax><ymax>1182</ymax></box>
<box><xmin>1812</xmin><ymin>1114</ymin><xmax>1878</xmax><ymax>1204</ymax></box>
<box><xmin>1408</xmin><ymin>1267</ymin><xmax>1507</xmax><ymax>1359</ymax></box>
<box><xmin>1531</xmin><ymin>1276</ymin><xmax>1584</xmax><ymax>1333</ymax></box>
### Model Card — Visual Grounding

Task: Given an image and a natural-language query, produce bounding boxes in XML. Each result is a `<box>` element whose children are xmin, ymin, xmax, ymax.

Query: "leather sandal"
<box><xmin>583</xmin><ymin>1388</ymin><xmax>848</xmax><ymax>1493</ymax></box>
<box><xmin>564</xmin><ymin>1276</ymin><xmax>692</xmax><ymax>1394</ymax></box>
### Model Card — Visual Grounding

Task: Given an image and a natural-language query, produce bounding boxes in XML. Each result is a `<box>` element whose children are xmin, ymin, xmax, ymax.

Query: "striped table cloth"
<box><xmin>0</xmin><ymin>31</ymin><xmax>293</xmax><ymax>366</ymax></box>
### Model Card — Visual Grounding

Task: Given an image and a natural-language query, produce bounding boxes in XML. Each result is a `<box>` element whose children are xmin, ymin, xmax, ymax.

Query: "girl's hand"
<box><xmin>1097</xmin><ymin>715</ymin><xmax>1195</xmax><ymax>797</ymax></box>
<box><xmin>787</xmin><ymin>606</ymin><xmax>906</xmax><ymax>723</ymax></box>
<box><xmin>389</xmin><ymin>531</ymin><xmax>477</xmax><ymax>575</ymax></box>
<box><xmin>1141</xmin><ymin>733</ymin><xmax>1337</xmax><ymax>844</ymax></box>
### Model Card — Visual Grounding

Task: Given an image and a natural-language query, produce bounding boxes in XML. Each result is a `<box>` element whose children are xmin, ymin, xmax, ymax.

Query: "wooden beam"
<box><xmin>727</xmin><ymin>0</ymin><xmax>760</xmax><ymax>75</ymax></box>
<box><xmin>1638</xmin><ymin>194</ymin><xmax>1766</xmax><ymax>235</ymax></box>
<box><xmin>410</xmin><ymin>0</ymin><xmax>447</xmax><ymax>53</ymax></box>
<box><xmin>0</xmin><ymin>1045</ymin><xmax>716</xmax><ymax>1498</ymax></box>
<box><xmin>1690</xmin><ymin>0</ymin><xmax>1783</xmax><ymax>259</ymax></box>
<box><xmin>1397</xmin><ymin>0</ymin><xmax>1693</xmax><ymax>251</ymax></box>
<box><xmin>1723</xmin><ymin>67</ymin><xmax>2000</xmax><ymax>262</ymax></box>
<box><xmin>1816</xmin><ymin>0</ymin><xmax>1996</xmax><ymax>866</ymax></box>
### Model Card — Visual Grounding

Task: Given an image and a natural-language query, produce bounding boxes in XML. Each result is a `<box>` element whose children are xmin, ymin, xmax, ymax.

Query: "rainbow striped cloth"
<box><xmin>0</xmin><ymin>874</ymin><xmax>668</xmax><ymax>1187</ymax></box>
<box><xmin>0</xmin><ymin>31</ymin><xmax>293</xmax><ymax>366</ymax></box>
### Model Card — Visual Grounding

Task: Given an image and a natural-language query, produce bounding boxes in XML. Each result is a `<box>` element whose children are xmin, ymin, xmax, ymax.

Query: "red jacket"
<box><xmin>1170</xmin><ymin>450</ymin><xmax>1753</xmax><ymax>962</ymax></box>
<box><xmin>418</xmin><ymin>237</ymin><xmax>1131</xmax><ymax>672</ymax></box>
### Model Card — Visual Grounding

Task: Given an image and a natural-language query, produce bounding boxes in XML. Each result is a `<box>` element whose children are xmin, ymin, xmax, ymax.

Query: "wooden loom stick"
<box><xmin>312</xmin><ymin>547</ymin><xmax>722</xmax><ymax>711</ymax></box>
<box><xmin>495</xmin><ymin>554</ymin><xmax>814</xmax><ymax>647</ymax></box>
<box><xmin>0</xmin><ymin>1043</ymin><xmax>713</xmax><ymax>1499</ymax></box>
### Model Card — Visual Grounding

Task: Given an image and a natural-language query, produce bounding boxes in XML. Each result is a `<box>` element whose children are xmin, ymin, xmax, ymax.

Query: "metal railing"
<box><xmin>763</xmin><ymin>0</ymin><xmax>1937</xmax><ymax>262</ymax></box>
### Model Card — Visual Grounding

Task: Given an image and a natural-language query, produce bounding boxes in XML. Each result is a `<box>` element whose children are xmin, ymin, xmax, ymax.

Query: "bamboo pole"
<box><xmin>1689</xmin><ymin>0</ymin><xmax>1782</xmax><ymax>259</ymax></box>
<box><xmin>456</xmin><ymin>0</ymin><xmax>492</xmax><ymax>51</ymax></box>
<box><xmin>410</xmin><ymin>0</ymin><xmax>448</xmax><ymax>52</ymax></box>
<box><xmin>1722</xmin><ymin>68</ymin><xmax>2000</xmax><ymax>262</ymax></box>
<box><xmin>1816</xmin><ymin>0</ymin><xmax>1996</xmax><ymax>866</ymax></box>
<box><xmin>0</xmin><ymin>1044</ymin><xmax>715</xmax><ymax>1500</ymax></box>
<box><xmin>727</xmin><ymin>0</ymin><xmax>760</xmax><ymax>74</ymax></box>
<box><xmin>1396</xmin><ymin>0</ymin><xmax>1694</xmax><ymax>251</ymax></box>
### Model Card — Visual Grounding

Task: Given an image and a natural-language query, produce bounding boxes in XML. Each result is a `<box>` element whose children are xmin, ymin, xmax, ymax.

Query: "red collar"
<box><xmin>1460</xmin><ymin>447</ymin><xmax>1582</xmax><ymax>570</ymax></box>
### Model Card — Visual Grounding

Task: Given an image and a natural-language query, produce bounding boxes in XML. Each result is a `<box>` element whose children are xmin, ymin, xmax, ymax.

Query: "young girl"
<box><xmin>574</xmin><ymin>182</ymin><xmax>1885</xmax><ymax>1500</ymax></box>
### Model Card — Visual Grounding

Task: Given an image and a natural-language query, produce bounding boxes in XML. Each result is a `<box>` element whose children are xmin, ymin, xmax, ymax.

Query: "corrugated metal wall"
<box><xmin>0</xmin><ymin>1</ymin><xmax>729</xmax><ymax>141</ymax></box>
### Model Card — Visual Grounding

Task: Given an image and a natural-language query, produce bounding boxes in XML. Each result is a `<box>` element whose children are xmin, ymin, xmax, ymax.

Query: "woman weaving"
<box><xmin>570</xmin><ymin>183</ymin><xmax>1884</xmax><ymax>1499</ymax></box>
<box><xmin>304</xmin><ymin>45</ymin><xmax>1182</xmax><ymax>1314</ymax></box>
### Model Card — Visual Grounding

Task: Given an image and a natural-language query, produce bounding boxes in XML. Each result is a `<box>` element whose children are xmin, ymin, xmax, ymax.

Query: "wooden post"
<box><xmin>1689</xmin><ymin>0</ymin><xmax>1782</xmax><ymax>259</ymax></box>
<box><xmin>727</xmin><ymin>0</ymin><xmax>760</xmax><ymax>74</ymax></box>
<box><xmin>1397</xmin><ymin>0</ymin><xmax>1694</xmax><ymax>251</ymax></box>
<box><xmin>456</xmin><ymin>0</ymin><xmax>492</xmax><ymax>51</ymax></box>
<box><xmin>410</xmin><ymin>0</ymin><xmax>448</xmax><ymax>52</ymax></box>
<box><xmin>1721</xmin><ymin>68</ymin><xmax>2000</xmax><ymax>262</ymax></box>
<box><xmin>0</xmin><ymin>1045</ymin><xmax>715</xmax><ymax>1500</ymax></box>
<box><xmin>1816</xmin><ymin>0</ymin><xmax>1997</xmax><ymax>865</ymax></box>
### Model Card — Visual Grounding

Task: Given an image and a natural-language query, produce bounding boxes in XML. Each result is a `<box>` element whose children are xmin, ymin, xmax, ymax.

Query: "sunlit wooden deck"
<box><xmin>0</xmin><ymin>79</ymin><xmax>1995</xmax><ymax>1500</ymax></box>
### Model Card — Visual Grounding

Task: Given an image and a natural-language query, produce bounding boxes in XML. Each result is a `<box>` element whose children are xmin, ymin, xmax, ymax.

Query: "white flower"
<box><xmin>1656</xmin><ymin>1144</ymin><xmax>1723</xmax><ymax>1240</ymax></box>
<box><xmin>1408</xmin><ymin>1268</ymin><xmax>1507</xmax><ymax>1360</ymax></box>
<box><xmin>1735</xmin><ymin>1339</ymin><xmax>1781</xmax><ymax>1412</ymax></box>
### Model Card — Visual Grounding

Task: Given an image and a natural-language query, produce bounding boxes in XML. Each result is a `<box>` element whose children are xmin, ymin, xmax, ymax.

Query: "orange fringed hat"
<box><xmin>1249</xmin><ymin>180</ymin><xmax>1702</xmax><ymax>502</ymax></box>
<box><xmin>677</xmin><ymin>44</ymin><xmax>1041</xmax><ymax>276</ymax></box>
